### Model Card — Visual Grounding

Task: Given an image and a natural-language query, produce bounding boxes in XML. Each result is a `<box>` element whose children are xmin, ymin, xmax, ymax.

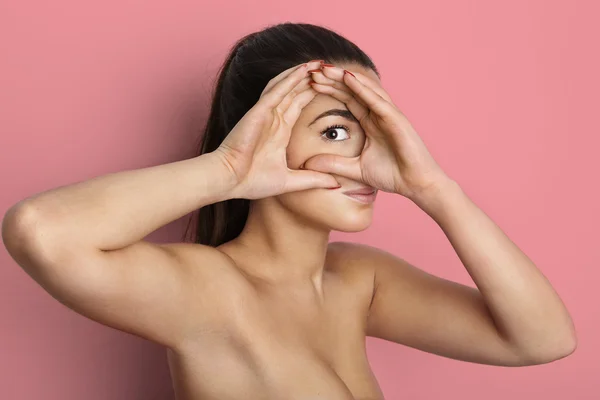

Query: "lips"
<box><xmin>342</xmin><ymin>187</ymin><xmax>376</xmax><ymax>195</ymax></box>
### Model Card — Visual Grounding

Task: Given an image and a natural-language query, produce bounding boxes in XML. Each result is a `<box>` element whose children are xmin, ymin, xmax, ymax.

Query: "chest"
<box><xmin>169</xmin><ymin>277</ymin><xmax>384</xmax><ymax>400</ymax></box>
<box><xmin>240</xmin><ymin>287</ymin><xmax>373</xmax><ymax>373</ymax></box>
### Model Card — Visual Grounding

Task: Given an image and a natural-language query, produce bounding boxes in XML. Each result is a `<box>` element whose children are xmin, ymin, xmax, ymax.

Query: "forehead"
<box><xmin>303</xmin><ymin>63</ymin><xmax>380</xmax><ymax>111</ymax></box>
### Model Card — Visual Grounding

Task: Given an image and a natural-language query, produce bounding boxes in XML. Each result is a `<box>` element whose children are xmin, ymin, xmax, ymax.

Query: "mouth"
<box><xmin>341</xmin><ymin>189</ymin><xmax>377</xmax><ymax>204</ymax></box>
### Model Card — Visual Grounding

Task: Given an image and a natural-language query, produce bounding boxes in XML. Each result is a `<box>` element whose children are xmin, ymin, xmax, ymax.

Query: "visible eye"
<box><xmin>320</xmin><ymin>124</ymin><xmax>350</xmax><ymax>143</ymax></box>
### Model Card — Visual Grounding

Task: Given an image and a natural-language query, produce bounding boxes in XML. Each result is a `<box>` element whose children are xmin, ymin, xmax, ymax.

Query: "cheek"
<box><xmin>348</xmin><ymin>134</ymin><xmax>367</xmax><ymax>157</ymax></box>
<box><xmin>285</xmin><ymin>135</ymin><xmax>309</xmax><ymax>169</ymax></box>
<box><xmin>286</xmin><ymin>132</ymin><xmax>366</xmax><ymax>167</ymax></box>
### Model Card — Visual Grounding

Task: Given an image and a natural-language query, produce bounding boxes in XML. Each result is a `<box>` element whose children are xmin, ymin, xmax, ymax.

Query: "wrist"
<box><xmin>198</xmin><ymin>151</ymin><xmax>241</xmax><ymax>202</ymax></box>
<box><xmin>408</xmin><ymin>177</ymin><xmax>463</xmax><ymax>214</ymax></box>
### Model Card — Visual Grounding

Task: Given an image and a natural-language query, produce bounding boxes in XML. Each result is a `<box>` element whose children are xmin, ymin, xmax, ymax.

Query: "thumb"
<box><xmin>285</xmin><ymin>169</ymin><xmax>341</xmax><ymax>192</ymax></box>
<box><xmin>302</xmin><ymin>154</ymin><xmax>362</xmax><ymax>182</ymax></box>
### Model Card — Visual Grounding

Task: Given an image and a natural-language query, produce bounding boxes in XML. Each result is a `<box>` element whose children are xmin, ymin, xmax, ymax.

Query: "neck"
<box><xmin>230</xmin><ymin>197</ymin><xmax>332</xmax><ymax>290</ymax></box>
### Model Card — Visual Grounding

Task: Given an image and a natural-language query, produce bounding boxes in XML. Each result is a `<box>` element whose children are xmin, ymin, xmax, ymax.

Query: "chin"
<box><xmin>278</xmin><ymin>189</ymin><xmax>376</xmax><ymax>232</ymax></box>
<box><xmin>326</xmin><ymin>214</ymin><xmax>373</xmax><ymax>232</ymax></box>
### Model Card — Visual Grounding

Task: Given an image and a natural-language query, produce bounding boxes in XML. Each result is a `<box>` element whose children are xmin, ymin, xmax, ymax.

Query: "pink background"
<box><xmin>1</xmin><ymin>0</ymin><xmax>598</xmax><ymax>399</ymax></box>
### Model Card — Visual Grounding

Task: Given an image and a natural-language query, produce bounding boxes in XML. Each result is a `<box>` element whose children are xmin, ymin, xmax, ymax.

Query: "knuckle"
<box><xmin>358</xmin><ymin>110</ymin><xmax>370</xmax><ymax>126</ymax></box>
<box><xmin>271</xmin><ymin>112</ymin><xmax>281</xmax><ymax>129</ymax></box>
<box><xmin>260</xmin><ymin>84</ymin><xmax>271</xmax><ymax>97</ymax></box>
<box><xmin>265</xmin><ymin>77</ymin><xmax>276</xmax><ymax>88</ymax></box>
<box><xmin>253</xmin><ymin>101</ymin><xmax>269</xmax><ymax>116</ymax></box>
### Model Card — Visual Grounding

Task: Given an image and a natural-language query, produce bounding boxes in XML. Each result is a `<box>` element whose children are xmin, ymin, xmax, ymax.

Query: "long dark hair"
<box><xmin>182</xmin><ymin>22</ymin><xmax>380</xmax><ymax>246</ymax></box>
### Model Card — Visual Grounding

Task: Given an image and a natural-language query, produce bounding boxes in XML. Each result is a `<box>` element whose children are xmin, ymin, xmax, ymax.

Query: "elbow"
<box><xmin>2</xmin><ymin>202</ymin><xmax>37</xmax><ymax>253</ymax></box>
<box><xmin>544</xmin><ymin>318</ymin><xmax>579</xmax><ymax>363</ymax></box>
<box><xmin>521</xmin><ymin>336</ymin><xmax>578</xmax><ymax>365</ymax></box>
<box><xmin>543</xmin><ymin>338</ymin><xmax>577</xmax><ymax>364</ymax></box>
<box><xmin>2</xmin><ymin>202</ymin><xmax>58</xmax><ymax>271</ymax></box>
<box><xmin>557</xmin><ymin>335</ymin><xmax>578</xmax><ymax>360</ymax></box>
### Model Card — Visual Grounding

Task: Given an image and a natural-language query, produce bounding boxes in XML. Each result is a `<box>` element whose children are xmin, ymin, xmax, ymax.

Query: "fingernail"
<box><xmin>344</xmin><ymin>70</ymin><xmax>356</xmax><ymax>78</ymax></box>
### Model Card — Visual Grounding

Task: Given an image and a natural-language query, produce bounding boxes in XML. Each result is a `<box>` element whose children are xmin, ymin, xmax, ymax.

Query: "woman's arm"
<box><xmin>302</xmin><ymin>65</ymin><xmax>577</xmax><ymax>365</ymax></box>
<box><xmin>1</xmin><ymin>152</ymin><xmax>240</xmax><ymax>348</ymax></box>
<box><xmin>412</xmin><ymin>178</ymin><xmax>577</xmax><ymax>362</ymax></box>
<box><xmin>5</xmin><ymin>152</ymin><xmax>237</xmax><ymax>253</ymax></box>
<box><xmin>359</xmin><ymin>178</ymin><xmax>576</xmax><ymax>366</ymax></box>
<box><xmin>2</xmin><ymin>60</ymin><xmax>334</xmax><ymax>348</ymax></box>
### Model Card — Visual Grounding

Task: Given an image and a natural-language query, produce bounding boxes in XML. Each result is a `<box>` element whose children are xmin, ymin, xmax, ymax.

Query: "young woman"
<box><xmin>2</xmin><ymin>22</ymin><xmax>576</xmax><ymax>400</ymax></box>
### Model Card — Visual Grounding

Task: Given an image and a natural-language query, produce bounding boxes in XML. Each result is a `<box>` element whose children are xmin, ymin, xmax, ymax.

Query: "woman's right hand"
<box><xmin>211</xmin><ymin>60</ymin><xmax>341</xmax><ymax>200</ymax></box>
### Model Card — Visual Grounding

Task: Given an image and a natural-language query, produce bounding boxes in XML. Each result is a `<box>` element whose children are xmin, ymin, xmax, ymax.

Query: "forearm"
<box><xmin>12</xmin><ymin>152</ymin><xmax>237</xmax><ymax>251</ymax></box>
<box><xmin>411</xmin><ymin>179</ymin><xmax>577</xmax><ymax>361</ymax></box>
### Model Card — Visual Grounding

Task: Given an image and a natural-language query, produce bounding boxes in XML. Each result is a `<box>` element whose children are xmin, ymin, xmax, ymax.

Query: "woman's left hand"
<box><xmin>303</xmin><ymin>65</ymin><xmax>453</xmax><ymax>201</ymax></box>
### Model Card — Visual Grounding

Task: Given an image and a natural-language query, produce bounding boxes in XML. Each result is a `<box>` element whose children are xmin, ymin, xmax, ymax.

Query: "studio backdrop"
<box><xmin>1</xmin><ymin>0</ymin><xmax>598</xmax><ymax>399</ymax></box>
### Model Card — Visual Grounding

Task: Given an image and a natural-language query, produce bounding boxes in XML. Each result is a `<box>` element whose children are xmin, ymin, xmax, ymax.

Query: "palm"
<box><xmin>233</xmin><ymin>141</ymin><xmax>290</xmax><ymax>199</ymax></box>
<box><xmin>217</xmin><ymin>113</ymin><xmax>296</xmax><ymax>199</ymax></box>
<box><xmin>216</xmin><ymin>102</ymin><xmax>339</xmax><ymax>200</ymax></box>
<box><xmin>356</xmin><ymin>117</ymin><xmax>402</xmax><ymax>193</ymax></box>
<box><xmin>303</xmin><ymin>63</ymin><xmax>454</xmax><ymax>199</ymax></box>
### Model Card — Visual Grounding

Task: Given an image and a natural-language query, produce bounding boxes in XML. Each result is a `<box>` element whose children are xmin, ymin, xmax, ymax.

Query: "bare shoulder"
<box><xmin>165</xmin><ymin>241</ymin><xmax>254</xmax><ymax>291</ymax></box>
<box><xmin>164</xmin><ymin>242</ymin><xmax>239</xmax><ymax>274</ymax></box>
<box><xmin>159</xmin><ymin>242</ymin><xmax>256</xmax><ymax>330</ymax></box>
<box><xmin>326</xmin><ymin>241</ymin><xmax>384</xmax><ymax>274</ymax></box>
<box><xmin>326</xmin><ymin>241</ymin><xmax>379</xmax><ymax>311</ymax></box>
<box><xmin>327</xmin><ymin>241</ymin><xmax>411</xmax><ymax>275</ymax></box>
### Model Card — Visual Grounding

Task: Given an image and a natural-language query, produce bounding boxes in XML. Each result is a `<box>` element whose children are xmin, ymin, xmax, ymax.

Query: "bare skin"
<box><xmin>2</xmin><ymin>60</ymin><xmax>576</xmax><ymax>400</ymax></box>
<box><xmin>164</xmin><ymin>241</ymin><xmax>384</xmax><ymax>400</ymax></box>
<box><xmin>2</xmin><ymin>60</ymin><xmax>387</xmax><ymax>400</ymax></box>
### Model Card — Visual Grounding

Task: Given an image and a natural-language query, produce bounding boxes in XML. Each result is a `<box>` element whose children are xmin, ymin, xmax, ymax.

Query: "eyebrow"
<box><xmin>307</xmin><ymin>108</ymin><xmax>358</xmax><ymax>127</ymax></box>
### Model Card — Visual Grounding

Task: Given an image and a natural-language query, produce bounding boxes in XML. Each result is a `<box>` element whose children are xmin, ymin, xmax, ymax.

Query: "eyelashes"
<box><xmin>319</xmin><ymin>124</ymin><xmax>351</xmax><ymax>143</ymax></box>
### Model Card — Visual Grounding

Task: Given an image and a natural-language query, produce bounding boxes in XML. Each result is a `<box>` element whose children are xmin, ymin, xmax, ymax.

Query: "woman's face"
<box><xmin>276</xmin><ymin>64</ymin><xmax>382</xmax><ymax>232</ymax></box>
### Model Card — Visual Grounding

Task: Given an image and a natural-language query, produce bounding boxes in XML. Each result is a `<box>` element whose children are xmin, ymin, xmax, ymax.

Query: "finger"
<box><xmin>271</xmin><ymin>86</ymin><xmax>317</xmax><ymax>146</ymax></box>
<box><xmin>320</xmin><ymin>65</ymin><xmax>394</xmax><ymax>104</ymax></box>
<box><xmin>308</xmin><ymin>70</ymin><xmax>366</xmax><ymax>106</ymax></box>
<box><xmin>260</xmin><ymin>65</ymin><xmax>300</xmax><ymax>98</ymax></box>
<box><xmin>321</xmin><ymin>67</ymin><xmax>413</xmax><ymax>132</ymax></box>
<box><xmin>260</xmin><ymin>60</ymin><xmax>324</xmax><ymax>99</ymax></box>
<box><xmin>282</xmin><ymin>85</ymin><xmax>318</xmax><ymax>127</ymax></box>
<box><xmin>276</xmin><ymin>76</ymin><xmax>313</xmax><ymax>114</ymax></box>
<box><xmin>319</xmin><ymin>68</ymin><xmax>393</xmax><ymax>107</ymax></box>
<box><xmin>309</xmin><ymin>82</ymin><xmax>370</xmax><ymax>124</ymax></box>
<box><xmin>285</xmin><ymin>169</ymin><xmax>340</xmax><ymax>192</ymax></box>
<box><xmin>303</xmin><ymin>153</ymin><xmax>363</xmax><ymax>182</ymax></box>
<box><xmin>340</xmin><ymin>71</ymin><xmax>397</xmax><ymax>120</ymax></box>
<box><xmin>256</xmin><ymin>63</ymin><xmax>308</xmax><ymax>111</ymax></box>
<box><xmin>308</xmin><ymin>70</ymin><xmax>342</xmax><ymax>88</ymax></box>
